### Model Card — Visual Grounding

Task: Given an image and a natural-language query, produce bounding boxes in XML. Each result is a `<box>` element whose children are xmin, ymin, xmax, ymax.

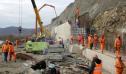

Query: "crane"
<box><xmin>25</xmin><ymin>0</ymin><xmax>50</xmax><ymax>53</ymax></box>
<box><xmin>34</xmin><ymin>3</ymin><xmax>57</xmax><ymax>38</ymax></box>
<box><xmin>31</xmin><ymin>0</ymin><xmax>44</xmax><ymax>37</ymax></box>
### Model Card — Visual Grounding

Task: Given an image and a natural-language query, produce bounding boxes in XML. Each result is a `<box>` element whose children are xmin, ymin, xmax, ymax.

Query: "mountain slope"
<box><xmin>0</xmin><ymin>27</ymin><xmax>34</xmax><ymax>36</ymax></box>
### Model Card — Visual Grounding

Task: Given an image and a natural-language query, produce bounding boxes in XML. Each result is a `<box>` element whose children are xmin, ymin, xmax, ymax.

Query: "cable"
<box><xmin>19</xmin><ymin>0</ymin><xmax>22</xmax><ymax>27</ymax></box>
<box><xmin>18</xmin><ymin>0</ymin><xmax>21</xmax><ymax>34</ymax></box>
<box><xmin>18</xmin><ymin>0</ymin><xmax>23</xmax><ymax>34</ymax></box>
<box><xmin>21</xmin><ymin>0</ymin><xmax>22</xmax><ymax>27</ymax></box>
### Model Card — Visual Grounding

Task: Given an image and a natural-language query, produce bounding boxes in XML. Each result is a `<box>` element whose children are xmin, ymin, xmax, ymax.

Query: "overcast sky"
<box><xmin>0</xmin><ymin>0</ymin><xmax>74</xmax><ymax>28</ymax></box>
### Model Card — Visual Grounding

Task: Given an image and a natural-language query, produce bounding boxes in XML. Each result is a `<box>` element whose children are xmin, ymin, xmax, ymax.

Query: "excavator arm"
<box><xmin>31</xmin><ymin>0</ymin><xmax>44</xmax><ymax>35</ymax></box>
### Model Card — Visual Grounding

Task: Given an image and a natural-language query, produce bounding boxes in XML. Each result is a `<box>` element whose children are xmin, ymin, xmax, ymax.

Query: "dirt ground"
<box><xmin>0</xmin><ymin>45</ymin><xmax>110</xmax><ymax>74</ymax></box>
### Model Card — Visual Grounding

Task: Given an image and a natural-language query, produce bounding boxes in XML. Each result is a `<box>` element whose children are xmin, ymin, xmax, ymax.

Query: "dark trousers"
<box><xmin>90</xmin><ymin>43</ymin><xmax>93</xmax><ymax>49</ymax></box>
<box><xmin>62</xmin><ymin>44</ymin><xmax>64</xmax><ymax>48</ymax></box>
<box><xmin>4</xmin><ymin>52</ymin><xmax>8</xmax><ymax>62</ymax></box>
<box><xmin>9</xmin><ymin>52</ymin><xmax>14</xmax><ymax>61</ymax></box>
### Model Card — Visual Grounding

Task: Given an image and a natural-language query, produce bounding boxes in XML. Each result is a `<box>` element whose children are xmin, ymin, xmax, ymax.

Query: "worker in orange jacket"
<box><xmin>93</xmin><ymin>34</ymin><xmax>98</xmax><ymax>49</ymax></box>
<box><xmin>8</xmin><ymin>42</ymin><xmax>16</xmax><ymax>62</ymax></box>
<box><xmin>80</xmin><ymin>34</ymin><xmax>84</xmax><ymax>46</ymax></box>
<box><xmin>2</xmin><ymin>41</ymin><xmax>9</xmax><ymax>62</ymax></box>
<box><xmin>115</xmin><ymin>56</ymin><xmax>125</xmax><ymax>74</ymax></box>
<box><xmin>88</xmin><ymin>34</ymin><xmax>91</xmax><ymax>48</ymax></box>
<box><xmin>114</xmin><ymin>35</ymin><xmax>122</xmax><ymax>57</ymax></box>
<box><xmin>78</xmin><ymin>34</ymin><xmax>81</xmax><ymax>45</ymax></box>
<box><xmin>93</xmin><ymin>57</ymin><xmax>102</xmax><ymax>74</ymax></box>
<box><xmin>2</xmin><ymin>43</ymin><xmax>7</xmax><ymax>62</ymax></box>
<box><xmin>99</xmin><ymin>34</ymin><xmax>105</xmax><ymax>53</ymax></box>
<box><xmin>88</xmin><ymin>34</ymin><xmax>93</xmax><ymax>49</ymax></box>
<box><xmin>78</xmin><ymin>34</ymin><xmax>84</xmax><ymax>46</ymax></box>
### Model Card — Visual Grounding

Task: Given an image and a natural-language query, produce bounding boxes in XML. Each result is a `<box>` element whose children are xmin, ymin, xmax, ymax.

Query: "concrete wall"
<box><xmin>83</xmin><ymin>49</ymin><xmax>115</xmax><ymax>74</ymax></box>
<box><xmin>55</xmin><ymin>22</ymin><xmax>71</xmax><ymax>41</ymax></box>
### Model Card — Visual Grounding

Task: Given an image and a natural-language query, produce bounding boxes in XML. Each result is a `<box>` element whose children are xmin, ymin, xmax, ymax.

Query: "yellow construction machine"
<box><xmin>25</xmin><ymin>0</ymin><xmax>47</xmax><ymax>53</ymax></box>
<box><xmin>34</xmin><ymin>3</ymin><xmax>57</xmax><ymax>38</ymax></box>
<box><xmin>25</xmin><ymin>0</ymin><xmax>57</xmax><ymax>53</ymax></box>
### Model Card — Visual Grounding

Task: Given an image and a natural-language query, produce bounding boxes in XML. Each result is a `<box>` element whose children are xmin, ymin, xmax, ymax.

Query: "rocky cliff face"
<box><xmin>49</xmin><ymin>0</ymin><xmax>126</xmax><ymax>27</ymax></box>
<box><xmin>48</xmin><ymin>0</ymin><xmax>126</xmax><ymax>50</ymax></box>
<box><xmin>93</xmin><ymin>5</ymin><xmax>126</xmax><ymax>50</ymax></box>
<box><xmin>93</xmin><ymin>5</ymin><xmax>126</xmax><ymax>33</ymax></box>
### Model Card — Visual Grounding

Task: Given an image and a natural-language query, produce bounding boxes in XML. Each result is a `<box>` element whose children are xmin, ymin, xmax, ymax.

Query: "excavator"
<box><xmin>25</xmin><ymin>0</ymin><xmax>57</xmax><ymax>53</ymax></box>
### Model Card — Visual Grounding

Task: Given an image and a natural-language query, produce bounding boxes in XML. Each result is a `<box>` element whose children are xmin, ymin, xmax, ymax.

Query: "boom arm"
<box><xmin>31</xmin><ymin>0</ymin><xmax>44</xmax><ymax>34</ymax></box>
<box><xmin>39</xmin><ymin>4</ymin><xmax>57</xmax><ymax>17</ymax></box>
<box><xmin>39</xmin><ymin>4</ymin><xmax>55</xmax><ymax>11</ymax></box>
<box><xmin>37</xmin><ymin>4</ymin><xmax>57</xmax><ymax>37</ymax></box>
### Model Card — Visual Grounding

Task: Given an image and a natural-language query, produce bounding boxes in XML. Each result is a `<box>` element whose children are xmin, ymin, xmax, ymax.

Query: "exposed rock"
<box><xmin>48</xmin><ymin>0</ymin><xmax>126</xmax><ymax>28</ymax></box>
<box><xmin>93</xmin><ymin>5</ymin><xmax>126</xmax><ymax>50</ymax></box>
<box><xmin>93</xmin><ymin>5</ymin><xmax>126</xmax><ymax>33</ymax></box>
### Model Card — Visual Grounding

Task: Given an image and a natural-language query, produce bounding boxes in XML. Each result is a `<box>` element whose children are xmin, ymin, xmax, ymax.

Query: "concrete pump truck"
<box><xmin>25</xmin><ymin>0</ymin><xmax>49</xmax><ymax>53</ymax></box>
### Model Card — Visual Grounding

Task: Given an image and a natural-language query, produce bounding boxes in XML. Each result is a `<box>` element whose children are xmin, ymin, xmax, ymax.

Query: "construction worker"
<box><xmin>90</xmin><ymin>35</ymin><xmax>93</xmax><ymax>49</ymax></box>
<box><xmin>88</xmin><ymin>34</ymin><xmax>91</xmax><ymax>48</ymax></box>
<box><xmin>93</xmin><ymin>34</ymin><xmax>98</xmax><ymax>49</ymax></box>
<box><xmin>80</xmin><ymin>34</ymin><xmax>84</xmax><ymax>46</ymax></box>
<box><xmin>88</xmin><ymin>34</ymin><xmax>93</xmax><ymax>49</ymax></box>
<box><xmin>78</xmin><ymin>34</ymin><xmax>81</xmax><ymax>45</ymax></box>
<box><xmin>114</xmin><ymin>35</ymin><xmax>122</xmax><ymax>57</ymax></box>
<box><xmin>78</xmin><ymin>34</ymin><xmax>84</xmax><ymax>45</ymax></box>
<box><xmin>8</xmin><ymin>42</ymin><xmax>16</xmax><ymax>62</ymax></box>
<box><xmin>61</xmin><ymin>38</ymin><xmax>64</xmax><ymax>48</ymax></box>
<box><xmin>93</xmin><ymin>58</ymin><xmax>102</xmax><ymax>74</ymax></box>
<box><xmin>89</xmin><ymin>55</ymin><xmax>98</xmax><ymax>74</ymax></box>
<box><xmin>99</xmin><ymin>34</ymin><xmax>105</xmax><ymax>53</ymax></box>
<box><xmin>78</xmin><ymin>54</ymin><xmax>102</xmax><ymax>74</ymax></box>
<box><xmin>58</xmin><ymin>37</ymin><xmax>64</xmax><ymax>48</ymax></box>
<box><xmin>2</xmin><ymin>40</ymin><xmax>9</xmax><ymax>62</ymax></box>
<box><xmin>115</xmin><ymin>56</ymin><xmax>125</xmax><ymax>74</ymax></box>
<box><xmin>1</xmin><ymin>42</ymin><xmax>7</xmax><ymax>62</ymax></box>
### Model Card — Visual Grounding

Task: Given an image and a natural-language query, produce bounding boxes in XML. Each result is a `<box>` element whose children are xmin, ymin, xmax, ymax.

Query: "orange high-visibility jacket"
<box><xmin>100</xmin><ymin>38</ymin><xmax>105</xmax><ymax>44</ymax></box>
<box><xmin>88</xmin><ymin>36</ymin><xmax>91</xmax><ymax>47</ymax></box>
<box><xmin>93</xmin><ymin>63</ymin><xmax>102</xmax><ymax>74</ymax></box>
<box><xmin>100</xmin><ymin>37</ymin><xmax>105</xmax><ymax>49</ymax></box>
<box><xmin>80</xmin><ymin>35</ymin><xmax>84</xmax><ymax>44</ymax></box>
<box><xmin>2</xmin><ymin>44</ymin><xmax>9</xmax><ymax>52</ymax></box>
<box><xmin>88</xmin><ymin>36</ymin><xmax>91</xmax><ymax>43</ymax></box>
<box><xmin>9</xmin><ymin>45</ymin><xmax>15</xmax><ymax>53</ymax></box>
<box><xmin>94</xmin><ymin>35</ymin><xmax>98</xmax><ymax>44</ymax></box>
<box><xmin>115</xmin><ymin>59</ymin><xmax>124</xmax><ymax>74</ymax></box>
<box><xmin>2</xmin><ymin>44</ymin><xmax>6</xmax><ymax>52</ymax></box>
<box><xmin>114</xmin><ymin>38</ymin><xmax>122</xmax><ymax>48</ymax></box>
<box><xmin>89</xmin><ymin>36</ymin><xmax>93</xmax><ymax>44</ymax></box>
<box><xmin>88</xmin><ymin>36</ymin><xmax>93</xmax><ymax>48</ymax></box>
